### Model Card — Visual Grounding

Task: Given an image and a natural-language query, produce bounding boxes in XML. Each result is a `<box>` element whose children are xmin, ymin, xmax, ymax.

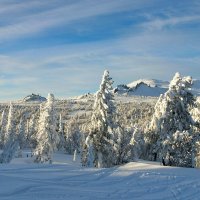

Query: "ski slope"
<box><xmin>0</xmin><ymin>152</ymin><xmax>200</xmax><ymax>200</ymax></box>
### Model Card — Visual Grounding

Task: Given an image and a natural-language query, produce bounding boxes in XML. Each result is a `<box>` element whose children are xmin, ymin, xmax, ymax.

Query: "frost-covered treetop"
<box><xmin>5</xmin><ymin>103</ymin><xmax>14</xmax><ymax>139</ymax></box>
<box><xmin>47</xmin><ymin>93</ymin><xmax>55</xmax><ymax>104</ymax></box>
<box><xmin>169</xmin><ymin>72</ymin><xmax>192</xmax><ymax>96</ymax></box>
<box><xmin>45</xmin><ymin>93</ymin><xmax>55</xmax><ymax>110</ymax></box>
<box><xmin>8</xmin><ymin>102</ymin><xmax>13</xmax><ymax>117</ymax></box>
<box><xmin>95</xmin><ymin>70</ymin><xmax>114</xmax><ymax>112</ymax></box>
<box><xmin>99</xmin><ymin>70</ymin><xmax>113</xmax><ymax>92</ymax></box>
<box><xmin>169</xmin><ymin>72</ymin><xmax>181</xmax><ymax>90</ymax></box>
<box><xmin>93</xmin><ymin>70</ymin><xmax>114</xmax><ymax>113</ymax></box>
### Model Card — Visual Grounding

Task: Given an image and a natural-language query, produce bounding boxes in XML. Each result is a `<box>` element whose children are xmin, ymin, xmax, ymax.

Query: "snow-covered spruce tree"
<box><xmin>27</xmin><ymin>115</ymin><xmax>37</xmax><ymax>149</ymax></box>
<box><xmin>16</xmin><ymin>117</ymin><xmax>26</xmax><ymax>157</ymax></box>
<box><xmin>83</xmin><ymin>70</ymin><xmax>117</xmax><ymax>168</ymax></box>
<box><xmin>65</xmin><ymin>117</ymin><xmax>81</xmax><ymax>154</ymax></box>
<box><xmin>145</xmin><ymin>72</ymin><xmax>195</xmax><ymax>167</ymax></box>
<box><xmin>112</xmin><ymin>122</ymin><xmax>138</xmax><ymax>165</ymax></box>
<box><xmin>144</xmin><ymin>94</ymin><xmax>165</xmax><ymax>161</ymax></box>
<box><xmin>0</xmin><ymin>110</ymin><xmax>7</xmax><ymax>149</ymax></box>
<box><xmin>190</xmin><ymin>98</ymin><xmax>200</xmax><ymax>167</ymax></box>
<box><xmin>0</xmin><ymin>103</ymin><xmax>18</xmax><ymax>163</ymax></box>
<box><xmin>194</xmin><ymin>140</ymin><xmax>200</xmax><ymax>168</ymax></box>
<box><xmin>129</xmin><ymin>126</ymin><xmax>145</xmax><ymax>160</ymax></box>
<box><xmin>57</xmin><ymin>114</ymin><xmax>65</xmax><ymax>151</ymax></box>
<box><xmin>34</xmin><ymin>94</ymin><xmax>60</xmax><ymax>163</ymax></box>
<box><xmin>84</xmin><ymin>135</ymin><xmax>95</xmax><ymax>167</ymax></box>
<box><xmin>169</xmin><ymin>130</ymin><xmax>193</xmax><ymax>167</ymax></box>
<box><xmin>3</xmin><ymin>104</ymin><xmax>15</xmax><ymax>145</ymax></box>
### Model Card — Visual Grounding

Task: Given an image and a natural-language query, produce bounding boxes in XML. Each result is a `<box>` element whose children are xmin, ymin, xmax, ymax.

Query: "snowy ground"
<box><xmin>0</xmin><ymin>152</ymin><xmax>200</xmax><ymax>200</ymax></box>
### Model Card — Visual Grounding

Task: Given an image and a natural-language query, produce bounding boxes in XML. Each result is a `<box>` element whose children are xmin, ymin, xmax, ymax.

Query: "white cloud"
<box><xmin>0</xmin><ymin>55</ymin><xmax>36</xmax><ymax>73</ymax></box>
<box><xmin>0</xmin><ymin>1</ymin><xmax>47</xmax><ymax>14</ymax></box>
<box><xmin>0</xmin><ymin>0</ymin><xmax>151</xmax><ymax>41</ymax></box>
<box><xmin>142</xmin><ymin>15</ymin><xmax>200</xmax><ymax>30</ymax></box>
<box><xmin>0</xmin><ymin>0</ymin><xmax>200</xmax><ymax>101</ymax></box>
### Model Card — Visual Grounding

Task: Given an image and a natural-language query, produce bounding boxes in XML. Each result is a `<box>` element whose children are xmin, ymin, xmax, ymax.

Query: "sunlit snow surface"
<box><xmin>0</xmin><ymin>151</ymin><xmax>200</xmax><ymax>200</ymax></box>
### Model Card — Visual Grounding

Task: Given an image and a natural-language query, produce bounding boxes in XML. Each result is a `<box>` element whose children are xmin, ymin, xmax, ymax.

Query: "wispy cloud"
<box><xmin>0</xmin><ymin>0</ymin><xmax>150</xmax><ymax>41</ymax></box>
<box><xmin>0</xmin><ymin>0</ymin><xmax>200</xmax><ymax>101</ymax></box>
<box><xmin>2</xmin><ymin>28</ymin><xmax>199</xmax><ymax>87</ymax></box>
<box><xmin>142</xmin><ymin>15</ymin><xmax>200</xmax><ymax>30</ymax></box>
<box><xmin>0</xmin><ymin>1</ymin><xmax>47</xmax><ymax>14</ymax></box>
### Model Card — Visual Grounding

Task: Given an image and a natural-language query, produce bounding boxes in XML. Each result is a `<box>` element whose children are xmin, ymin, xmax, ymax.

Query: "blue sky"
<box><xmin>0</xmin><ymin>0</ymin><xmax>200</xmax><ymax>101</ymax></box>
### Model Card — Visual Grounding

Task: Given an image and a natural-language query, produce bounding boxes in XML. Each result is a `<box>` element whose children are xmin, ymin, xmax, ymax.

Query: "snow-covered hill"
<box><xmin>127</xmin><ymin>79</ymin><xmax>169</xmax><ymax>89</ymax></box>
<box><xmin>23</xmin><ymin>93</ymin><xmax>46</xmax><ymax>102</ymax></box>
<box><xmin>114</xmin><ymin>79</ymin><xmax>200</xmax><ymax>97</ymax></box>
<box><xmin>0</xmin><ymin>152</ymin><xmax>200</xmax><ymax>200</ymax></box>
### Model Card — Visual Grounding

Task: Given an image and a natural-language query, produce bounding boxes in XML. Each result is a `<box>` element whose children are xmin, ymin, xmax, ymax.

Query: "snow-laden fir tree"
<box><xmin>194</xmin><ymin>140</ymin><xmax>200</xmax><ymax>168</ymax></box>
<box><xmin>84</xmin><ymin>135</ymin><xmax>95</xmax><ymax>167</ymax></box>
<box><xmin>83</xmin><ymin>70</ymin><xmax>117</xmax><ymax>168</ymax></box>
<box><xmin>17</xmin><ymin>117</ymin><xmax>26</xmax><ymax>157</ymax></box>
<box><xmin>190</xmin><ymin>97</ymin><xmax>200</xmax><ymax>167</ymax></box>
<box><xmin>65</xmin><ymin>117</ymin><xmax>81</xmax><ymax>154</ymax></box>
<box><xmin>34</xmin><ymin>94</ymin><xmax>60</xmax><ymax>163</ymax></box>
<box><xmin>0</xmin><ymin>110</ymin><xmax>7</xmax><ymax>149</ymax></box>
<box><xmin>3</xmin><ymin>104</ymin><xmax>15</xmax><ymax>145</ymax></box>
<box><xmin>114</xmin><ymin>126</ymin><xmax>134</xmax><ymax>164</ymax></box>
<box><xmin>168</xmin><ymin>130</ymin><xmax>193</xmax><ymax>167</ymax></box>
<box><xmin>191</xmin><ymin>98</ymin><xmax>200</xmax><ymax>126</ymax></box>
<box><xmin>145</xmin><ymin>72</ymin><xmax>195</xmax><ymax>167</ymax></box>
<box><xmin>0</xmin><ymin>103</ymin><xmax>18</xmax><ymax>163</ymax></box>
<box><xmin>27</xmin><ymin>115</ymin><xmax>37</xmax><ymax>149</ymax></box>
<box><xmin>129</xmin><ymin>126</ymin><xmax>145</xmax><ymax>160</ymax></box>
<box><xmin>57</xmin><ymin>114</ymin><xmax>65</xmax><ymax>151</ymax></box>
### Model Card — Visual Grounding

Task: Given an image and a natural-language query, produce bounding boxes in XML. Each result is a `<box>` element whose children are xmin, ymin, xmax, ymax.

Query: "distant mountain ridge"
<box><xmin>114</xmin><ymin>79</ymin><xmax>200</xmax><ymax>97</ymax></box>
<box><xmin>127</xmin><ymin>79</ymin><xmax>169</xmax><ymax>89</ymax></box>
<box><xmin>23</xmin><ymin>93</ymin><xmax>47</xmax><ymax>102</ymax></box>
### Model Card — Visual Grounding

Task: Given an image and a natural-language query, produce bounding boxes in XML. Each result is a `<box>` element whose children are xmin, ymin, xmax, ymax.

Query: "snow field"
<box><xmin>0</xmin><ymin>152</ymin><xmax>200</xmax><ymax>200</ymax></box>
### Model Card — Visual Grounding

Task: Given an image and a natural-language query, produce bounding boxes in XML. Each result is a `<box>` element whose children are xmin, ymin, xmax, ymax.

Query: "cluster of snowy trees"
<box><xmin>0</xmin><ymin>70</ymin><xmax>200</xmax><ymax>168</ymax></box>
<box><xmin>0</xmin><ymin>94</ymin><xmax>86</xmax><ymax>164</ymax></box>
<box><xmin>82</xmin><ymin>71</ymin><xmax>200</xmax><ymax>168</ymax></box>
<box><xmin>144</xmin><ymin>73</ymin><xmax>200</xmax><ymax>167</ymax></box>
